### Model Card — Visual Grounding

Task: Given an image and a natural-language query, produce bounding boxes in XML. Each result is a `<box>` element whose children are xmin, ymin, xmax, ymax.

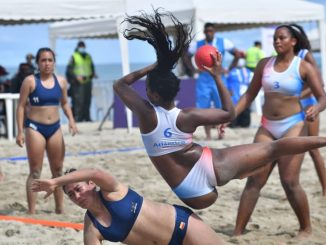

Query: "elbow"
<box><xmin>218</xmin><ymin>109</ymin><xmax>236</xmax><ymax>124</ymax></box>
<box><xmin>90</xmin><ymin>168</ymin><xmax>104</xmax><ymax>181</ymax></box>
<box><xmin>90</xmin><ymin>168</ymin><xmax>101</xmax><ymax>176</ymax></box>
<box><xmin>222</xmin><ymin>105</ymin><xmax>236</xmax><ymax>122</ymax></box>
<box><xmin>113</xmin><ymin>79</ymin><xmax>124</xmax><ymax>92</ymax></box>
<box><xmin>226</xmin><ymin>109</ymin><xmax>236</xmax><ymax>122</ymax></box>
<box><xmin>61</xmin><ymin>101</ymin><xmax>68</xmax><ymax>108</ymax></box>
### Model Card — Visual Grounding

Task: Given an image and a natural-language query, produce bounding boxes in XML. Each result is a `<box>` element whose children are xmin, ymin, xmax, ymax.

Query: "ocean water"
<box><xmin>6</xmin><ymin>63</ymin><xmax>150</xmax><ymax>82</ymax></box>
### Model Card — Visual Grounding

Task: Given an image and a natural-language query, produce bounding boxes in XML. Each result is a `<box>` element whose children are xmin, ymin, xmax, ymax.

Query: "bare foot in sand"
<box><xmin>296</xmin><ymin>229</ymin><xmax>312</xmax><ymax>239</ymax></box>
<box><xmin>55</xmin><ymin>208</ymin><xmax>63</xmax><ymax>214</ymax></box>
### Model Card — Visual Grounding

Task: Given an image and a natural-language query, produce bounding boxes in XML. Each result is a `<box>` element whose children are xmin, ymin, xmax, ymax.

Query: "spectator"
<box><xmin>0</xmin><ymin>65</ymin><xmax>11</xmax><ymax>180</ymax></box>
<box><xmin>0</xmin><ymin>65</ymin><xmax>11</xmax><ymax>133</ymax></box>
<box><xmin>0</xmin><ymin>65</ymin><xmax>11</xmax><ymax>93</ymax></box>
<box><xmin>10</xmin><ymin>63</ymin><xmax>33</xmax><ymax>93</ymax></box>
<box><xmin>186</xmin><ymin>23</ymin><xmax>239</xmax><ymax>140</ymax></box>
<box><xmin>25</xmin><ymin>53</ymin><xmax>36</xmax><ymax>74</ymax></box>
<box><xmin>245</xmin><ymin>41</ymin><xmax>265</xmax><ymax>71</ymax></box>
<box><xmin>66</xmin><ymin>41</ymin><xmax>96</xmax><ymax>122</ymax></box>
<box><xmin>227</xmin><ymin>58</ymin><xmax>253</xmax><ymax>127</ymax></box>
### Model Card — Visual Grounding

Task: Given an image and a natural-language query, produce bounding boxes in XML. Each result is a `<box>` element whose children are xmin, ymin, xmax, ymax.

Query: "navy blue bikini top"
<box><xmin>87</xmin><ymin>188</ymin><xmax>143</xmax><ymax>242</ymax></box>
<box><xmin>29</xmin><ymin>73</ymin><xmax>62</xmax><ymax>106</ymax></box>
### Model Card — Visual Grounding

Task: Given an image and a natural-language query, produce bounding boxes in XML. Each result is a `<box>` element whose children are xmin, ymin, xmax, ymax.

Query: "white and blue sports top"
<box><xmin>297</xmin><ymin>49</ymin><xmax>308</xmax><ymax>59</ymax></box>
<box><xmin>141</xmin><ymin>106</ymin><xmax>193</xmax><ymax>157</ymax></box>
<box><xmin>261</xmin><ymin>56</ymin><xmax>304</xmax><ymax>96</ymax></box>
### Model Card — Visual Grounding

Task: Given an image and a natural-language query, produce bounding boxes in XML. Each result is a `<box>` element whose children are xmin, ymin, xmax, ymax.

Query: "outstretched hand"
<box><xmin>202</xmin><ymin>52</ymin><xmax>223</xmax><ymax>76</ymax></box>
<box><xmin>31</xmin><ymin>179</ymin><xmax>57</xmax><ymax>199</ymax></box>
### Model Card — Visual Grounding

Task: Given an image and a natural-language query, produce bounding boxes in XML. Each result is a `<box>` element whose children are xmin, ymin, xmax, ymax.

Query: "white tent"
<box><xmin>0</xmin><ymin>0</ymin><xmax>124</xmax><ymax>24</ymax></box>
<box><xmin>192</xmin><ymin>0</ymin><xmax>324</xmax><ymax>31</ymax></box>
<box><xmin>49</xmin><ymin>0</ymin><xmax>194</xmax><ymax>132</ymax></box>
<box><xmin>2</xmin><ymin>0</ymin><xmax>323</xmax><ymax>75</ymax></box>
<box><xmin>49</xmin><ymin>0</ymin><xmax>325</xmax><ymax>36</ymax></box>
<box><xmin>49</xmin><ymin>0</ymin><xmax>326</xmax><ymax>79</ymax></box>
<box><xmin>47</xmin><ymin>0</ymin><xmax>326</xmax><ymax>131</ymax></box>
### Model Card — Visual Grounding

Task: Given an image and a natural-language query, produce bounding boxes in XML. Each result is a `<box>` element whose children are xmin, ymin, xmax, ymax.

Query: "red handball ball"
<box><xmin>194</xmin><ymin>45</ymin><xmax>218</xmax><ymax>70</ymax></box>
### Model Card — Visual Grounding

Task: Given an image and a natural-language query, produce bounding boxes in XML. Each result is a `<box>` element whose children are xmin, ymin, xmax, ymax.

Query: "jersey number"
<box><xmin>273</xmin><ymin>81</ymin><xmax>280</xmax><ymax>89</ymax></box>
<box><xmin>164</xmin><ymin>128</ymin><xmax>172</xmax><ymax>137</ymax></box>
<box><xmin>33</xmin><ymin>97</ymin><xmax>39</xmax><ymax>103</ymax></box>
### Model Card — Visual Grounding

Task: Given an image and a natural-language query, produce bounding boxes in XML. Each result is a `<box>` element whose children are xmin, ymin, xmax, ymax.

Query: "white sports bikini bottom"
<box><xmin>173</xmin><ymin>147</ymin><xmax>217</xmax><ymax>199</ymax></box>
<box><xmin>261</xmin><ymin>111</ymin><xmax>305</xmax><ymax>139</ymax></box>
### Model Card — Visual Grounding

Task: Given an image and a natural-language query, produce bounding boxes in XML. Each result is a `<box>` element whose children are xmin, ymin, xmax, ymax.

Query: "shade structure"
<box><xmin>0</xmin><ymin>0</ymin><xmax>124</xmax><ymax>24</ymax></box>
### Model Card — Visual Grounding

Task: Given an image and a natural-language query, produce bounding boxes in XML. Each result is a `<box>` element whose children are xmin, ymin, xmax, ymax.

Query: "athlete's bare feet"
<box><xmin>295</xmin><ymin>229</ymin><xmax>312</xmax><ymax>239</ymax></box>
<box><xmin>55</xmin><ymin>208</ymin><xmax>63</xmax><ymax>214</ymax></box>
<box><xmin>27</xmin><ymin>210</ymin><xmax>36</xmax><ymax>215</ymax></box>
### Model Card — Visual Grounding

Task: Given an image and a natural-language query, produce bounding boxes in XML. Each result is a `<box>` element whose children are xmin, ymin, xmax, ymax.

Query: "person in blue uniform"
<box><xmin>114</xmin><ymin>9</ymin><xmax>326</xmax><ymax>215</ymax></box>
<box><xmin>226</xmin><ymin>58</ymin><xmax>253</xmax><ymax>127</ymax></box>
<box><xmin>187</xmin><ymin>22</ymin><xmax>239</xmax><ymax>140</ymax></box>
<box><xmin>233</xmin><ymin>25</ymin><xmax>326</xmax><ymax>237</ymax></box>
<box><xmin>16</xmin><ymin>47</ymin><xmax>78</xmax><ymax>214</ymax></box>
<box><xmin>31</xmin><ymin>168</ymin><xmax>223</xmax><ymax>245</ymax></box>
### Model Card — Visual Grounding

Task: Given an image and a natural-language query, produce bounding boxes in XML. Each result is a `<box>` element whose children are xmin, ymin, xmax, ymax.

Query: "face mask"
<box><xmin>237</xmin><ymin>58</ymin><xmax>246</xmax><ymax>68</ymax></box>
<box><xmin>78</xmin><ymin>47</ymin><xmax>86</xmax><ymax>53</ymax></box>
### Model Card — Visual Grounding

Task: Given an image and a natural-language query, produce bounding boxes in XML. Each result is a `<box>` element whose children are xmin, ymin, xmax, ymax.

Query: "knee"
<box><xmin>268</xmin><ymin>141</ymin><xmax>279</xmax><ymax>157</ymax></box>
<box><xmin>51</xmin><ymin>166</ymin><xmax>63</xmax><ymax>178</ymax></box>
<box><xmin>280</xmin><ymin>177</ymin><xmax>299</xmax><ymax>193</ymax></box>
<box><xmin>308</xmin><ymin>148</ymin><xmax>319</xmax><ymax>157</ymax></box>
<box><xmin>29</xmin><ymin>170</ymin><xmax>41</xmax><ymax>179</ymax></box>
<box><xmin>245</xmin><ymin>177</ymin><xmax>266</xmax><ymax>192</ymax></box>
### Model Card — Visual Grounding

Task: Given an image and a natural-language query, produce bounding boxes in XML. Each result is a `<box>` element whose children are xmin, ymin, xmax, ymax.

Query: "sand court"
<box><xmin>0</xmin><ymin>113</ymin><xmax>325</xmax><ymax>244</ymax></box>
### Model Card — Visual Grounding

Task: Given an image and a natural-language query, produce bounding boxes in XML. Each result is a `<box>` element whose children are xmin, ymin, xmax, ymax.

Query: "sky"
<box><xmin>0</xmin><ymin>0</ymin><xmax>325</xmax><ymax>71</ymax></box>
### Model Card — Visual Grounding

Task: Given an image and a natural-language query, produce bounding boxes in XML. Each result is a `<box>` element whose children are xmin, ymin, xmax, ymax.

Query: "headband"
<box><xmin>288</xmin><ymin>25</ymin><xmax>302</xmax><ymax>34</ymax></box>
